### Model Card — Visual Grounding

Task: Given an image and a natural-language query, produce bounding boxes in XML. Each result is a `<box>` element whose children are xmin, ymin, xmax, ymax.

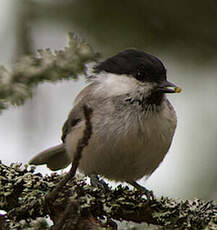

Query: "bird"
<box><xmin>29</xmin><ymin>48</ymin><xmax>181</xmax><ymax>196</ymax></box>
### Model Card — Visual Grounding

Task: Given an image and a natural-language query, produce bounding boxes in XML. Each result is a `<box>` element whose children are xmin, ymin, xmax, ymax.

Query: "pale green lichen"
<box><xmin>152</xmin><ymin>197</ymin><xmax>217</xmax><ymax>229</ymax></box>
<box><xmin>0</xmin><ymin>161</ymin><xmax>217</xmax><ymax>229</ymax></box>
<box><xmin>205</xmin><ymin>215</ymin><xmax>217</xmax><ymax>230</ymax></box>
<box><xmin>8</xmin><ymin>217</ymin><xmax>49</xmax><ymax>230</ymax></box>
<box><xmin>0</xmin><ymin>33</ymin><xmax>98</xmax><ymax>111</ymax></box>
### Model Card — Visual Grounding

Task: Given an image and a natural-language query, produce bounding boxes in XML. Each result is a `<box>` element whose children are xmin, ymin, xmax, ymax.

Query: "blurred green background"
<box><xmin>0</xmin><ymin>0</ymin><xmax>217</xmax><ymax>201</ymax></box>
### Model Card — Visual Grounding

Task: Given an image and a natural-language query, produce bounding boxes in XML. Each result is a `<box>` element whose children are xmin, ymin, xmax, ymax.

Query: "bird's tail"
<box><xmin>29</xmin><ymin>144</ymin><xmax>71</xmax><ymax>171</ymax></box>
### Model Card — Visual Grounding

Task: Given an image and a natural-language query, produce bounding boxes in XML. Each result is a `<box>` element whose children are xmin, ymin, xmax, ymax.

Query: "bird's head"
<box><xmin>94</xmin><ymin>48</ymin><xmax>181</xmax><ymax>97</ymax></box>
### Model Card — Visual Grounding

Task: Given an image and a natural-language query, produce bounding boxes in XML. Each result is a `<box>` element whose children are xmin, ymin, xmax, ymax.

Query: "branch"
<box><xmin>45</xmin><ymin>105</ymin><xmax>92</xmax><ymax>204</ymax></box>
<box><xmin>0</xmin><ymin>214</ymin><xmax>7</xmax><ymax>230</ymax></box>
<box><xmin>0</xmin><ymin>33</ymin><xmax>98</xmax><ymax>111</ymax></box>
<box><xmin>45</xmin><ymin>105</ymin><xmax>93</xmax><ymax>230</ymax></box>
<box><xmin>0</xmin><ymin>161</ymin><xmax>216</xmax><ymax>229</ymax></box>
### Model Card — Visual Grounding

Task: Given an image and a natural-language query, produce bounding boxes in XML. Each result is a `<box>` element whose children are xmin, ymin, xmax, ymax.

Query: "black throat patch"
<box><xmin>125</xmin><ymin>91</ymin><xmax>164</xmax><ymax>112</ymax></box>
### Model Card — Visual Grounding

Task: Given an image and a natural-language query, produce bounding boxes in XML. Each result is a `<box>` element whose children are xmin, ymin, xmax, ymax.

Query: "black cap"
<box><xmin>94</xmin><ymin>48</ymin><xmax>167</xmax><ymax>83</ymax></box>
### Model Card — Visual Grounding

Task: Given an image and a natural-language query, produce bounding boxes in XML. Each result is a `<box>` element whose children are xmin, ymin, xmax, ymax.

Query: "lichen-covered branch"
<box><xmin>0</xmin><ymin>33</ymin><xmax>98</xmax><ymax>111</ymax></box>
<box><xmin>0</xmin><ymin>162</ymin><xmax>216</xmax><ymax>229</ymax></box>
<box><xmin>46</xmin><ymin>105</ymin><xmax>93</xmax><ymax>230</ymax></box>
<box><xmin>0</xmin><ymin>214</ymin><xmax>7</xmax><ymax>230</ymax></box>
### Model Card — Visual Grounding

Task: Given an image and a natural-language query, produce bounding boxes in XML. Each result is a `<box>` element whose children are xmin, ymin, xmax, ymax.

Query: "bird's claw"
<box><xmin>90</xmin><ymin>175</ymin><xmax>110</xmax><ymax>192</ymax></box>
<box><xmin>127</xmin><ymin>180</ymin><xmax>154</xmax><ymax>202</ymax></box>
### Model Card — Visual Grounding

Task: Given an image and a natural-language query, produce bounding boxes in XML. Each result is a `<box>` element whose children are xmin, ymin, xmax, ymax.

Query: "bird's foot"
<box><xmin>127</xmin><ymin>180</ymin><xmax>154</xmax><ymax>201</ymax></box>
<box><xmin>90</xmin><ymin>175</ymin><xmax>110</xmax><ymax>192</ymax></box>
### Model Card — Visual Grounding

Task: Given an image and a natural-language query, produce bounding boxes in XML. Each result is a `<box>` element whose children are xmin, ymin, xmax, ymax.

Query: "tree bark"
<box><xmin>0</xmin><ymin>161</ymin><xmax>216</xmax><ymax>229</ymax></box>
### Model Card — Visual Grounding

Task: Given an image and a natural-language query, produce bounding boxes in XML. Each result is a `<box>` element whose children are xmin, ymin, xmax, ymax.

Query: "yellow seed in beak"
<box><xmin>175</xmin><ymin>87</ymin><xmax>182</xmax><ymax>93</ymax></box>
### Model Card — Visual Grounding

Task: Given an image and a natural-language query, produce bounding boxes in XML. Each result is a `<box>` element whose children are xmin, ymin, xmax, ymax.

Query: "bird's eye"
<box><xmin>135</xmin><ymin>71</ymin><xmax>144</xmax><ymax>81</ymax></box>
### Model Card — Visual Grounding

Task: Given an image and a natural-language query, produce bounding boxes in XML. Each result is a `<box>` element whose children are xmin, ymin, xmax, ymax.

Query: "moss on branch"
<box><xmin>0</xmin><ymin>162</ymin><xmax>216</xmax><ymax>229</ymax></box>
<box><xmin>0</xmin><ymin>33</ymin><xmax>98</xmax><ymax>111</ymax></box>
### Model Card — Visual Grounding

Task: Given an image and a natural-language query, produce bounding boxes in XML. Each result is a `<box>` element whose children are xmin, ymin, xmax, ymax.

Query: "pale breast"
<box><xmin>66</xmin><ymin>99</ymin><xmax>177</xmax><ymax>182</ymax></box>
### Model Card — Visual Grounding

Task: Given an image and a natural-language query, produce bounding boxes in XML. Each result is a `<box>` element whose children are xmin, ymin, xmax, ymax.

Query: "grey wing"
<box><xmin>30</xmin><ymin>105</ymin><xmax>84</xmax><ymax>171</ymax></box>
<box><xmin>30</xmin><ymin>83</ymin><xmax>97</xmax><ymax>171</ymax></box>
<box><xmin>61</xmin><ymin>83</ymin><xmax>96</xmax><ymax>142</ymax></box>
<box><xmin>61</xmin><ymin>113</ymin><xmax>81</xmax><ymax>142</ymax></box>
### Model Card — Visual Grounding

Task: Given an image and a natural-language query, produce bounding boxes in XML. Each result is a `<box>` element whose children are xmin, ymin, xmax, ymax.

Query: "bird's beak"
<box><xmin>156</xmin><ymin>80</ymin><xmax>182</xmax><ymax>94</ymax></box>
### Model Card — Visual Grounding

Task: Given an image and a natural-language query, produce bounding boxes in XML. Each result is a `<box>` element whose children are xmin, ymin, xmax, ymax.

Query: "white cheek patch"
<box><xmin>94</xmin><ymin>73</ymin><xmax>151</xmax><ymax>96</ymax></box>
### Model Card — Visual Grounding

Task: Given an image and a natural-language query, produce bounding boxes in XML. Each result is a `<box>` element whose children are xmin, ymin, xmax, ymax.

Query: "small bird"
<box><xmin>30</xmin><ymin>48</ymin><xmax>181</xmax><ymax>195</ymax></box>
